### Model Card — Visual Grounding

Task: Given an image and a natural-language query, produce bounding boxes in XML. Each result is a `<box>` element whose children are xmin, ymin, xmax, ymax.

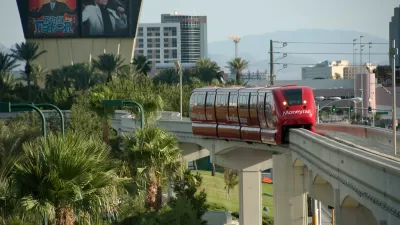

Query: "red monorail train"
<box><xmin>189</xmin><ymin>84</ymin><xmax>317</xmax><ymax>145</ymax></box>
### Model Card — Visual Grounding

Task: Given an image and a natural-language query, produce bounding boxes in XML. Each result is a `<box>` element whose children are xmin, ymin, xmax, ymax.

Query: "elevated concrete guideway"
<box><xmin>1</xmin><ymin>110</ymin><xmax>400</xmax><ymax>224</ymax></box>
<box><xmin>110</xmin><ymin>111</ymin><xmax>400</xmax><ymax>225</ymax></box>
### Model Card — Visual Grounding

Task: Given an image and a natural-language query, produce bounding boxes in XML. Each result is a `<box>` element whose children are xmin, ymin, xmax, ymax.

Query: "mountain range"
<box><xmin>208</xmin><ymin>29</ymin><xmax>390</xmax><ymax>80</ymax></box>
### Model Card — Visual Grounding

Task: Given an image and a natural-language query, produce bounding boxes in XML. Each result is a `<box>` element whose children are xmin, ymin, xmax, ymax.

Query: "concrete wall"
<box><xmin>27</xmin><ymin>38</ymin><xmax>136</xmax><ymax>70</ymax></box>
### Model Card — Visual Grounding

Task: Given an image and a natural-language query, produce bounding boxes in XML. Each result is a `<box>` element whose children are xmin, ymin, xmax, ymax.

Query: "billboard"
<box><xmin>27</xmin><ymin>0</ymin><xmax>78</xmax><ymax>37</ymax></box>
<box><xmin>81</xmin><ymin>0</ymin><xmax>139</xmax><ymax>37</ymax></box>
<box><xmin>17</xmin><ymin>0</ymin><xmax>142</xmax><ymax>38</ymax></box>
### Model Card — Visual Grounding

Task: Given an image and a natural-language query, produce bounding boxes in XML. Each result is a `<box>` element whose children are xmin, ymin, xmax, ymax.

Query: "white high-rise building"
<box><xmin>134</xmin><ymin>23</ymin><xmax>181</xmax><ymax>75</ymax></box>
<box><xmin>301</xmin><ymin>60</ymin><xmax>349</xmax><ymax>80</ymax></box>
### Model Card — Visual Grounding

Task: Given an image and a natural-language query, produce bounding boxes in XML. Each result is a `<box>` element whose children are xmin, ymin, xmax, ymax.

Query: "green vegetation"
<box><xmin>194</xmin><ymin>170</ymin><xmax>274</xmax><ymax>218</ymax></box>
<box><xmin>0</xmin><ymin>41</ymin><xmax>274</xmax><ymax>224</ymax></box>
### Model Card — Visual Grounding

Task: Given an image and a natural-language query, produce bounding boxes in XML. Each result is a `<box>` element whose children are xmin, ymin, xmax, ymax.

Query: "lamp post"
<box><xmin>391</xmin><ymin>40</ymin><xmax>398</xmax><ymax>155</ymax></box>
<box><xmin>369</xmin><ymin>42</ymin><xmax>372</xmax><ymax>68</ymax></box>
<box><xmin>353</xmin><ymin>39</ymin><xmax>357</xmax><ymax>79</ymax></box>
<box><xmin>102</xmin><ymin>100</ymin><xmax>145</xmax><ymax>130</ymax></box>
<box><xmin>314</xmin><ymin>96</ymin><xmax>325</xmax><ymax>124</ymax></box>
<box><xmin>360</xmin><ymin>36</ymin><xmax>364</xmax><ymax>122</ymax></box>
<box><xmin>174</xmin><ymin>61</ymin><xmax>183</xmax><ymax>121</ymax></box>
<box><xmin>354</xmin><ymin>48</ymin><xmax>358</xmax><ymax>116</ymax></box>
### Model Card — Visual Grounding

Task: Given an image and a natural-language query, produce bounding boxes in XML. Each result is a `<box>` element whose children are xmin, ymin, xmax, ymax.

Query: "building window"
<box><xmin>172</xmin><ymin>38</ymin><xmax>177</xmax><ymax>47</ymax></box>
<box><xmin>138</xmin><ymin>39</ymin><xmax>143</xmax><ymax>43</ymax></box>
<box><xmin>147</xmin><ymin>50</ymin><xmax>152</xmax><ymax>54</ymax></box>
<box><xmin>164</xmin><ymin>55</ymin><xmax>169</xmax><ymax>59</ymax></box>
<box><xmin>156</xmin><ymin>44</ymin><xmax>160</xmax><ymax>48</ymax></box>
<box><xmin>155</xmin><ymin>32</ymin><xmax>160</xmax><ymax>36</ymax></box>
<box><xmin>155</xmin><ymin>39</ymin><xmax>160</xmax><ymax>43</ymax></box>
<box><xmin>147</xmin><ymin>32</ymin><xmax>152</xmax><ymax>36</ymax></box>
<box><xmin>156</xmin><ymin>55</ymin><xmax>160</xmax><ymax>59</ymax></box>
<box><xmin>172</xmin><ymin>27</ymin><xmax>177</xmax><ymax>36</ymax></box>
<box><xmin>156</xmin><ymin>50</ymin><xmax>160</xmax><ymax>53</ymax></box>
<box><xmin>147</xmin><ymin>38</ymin><xmax>152</xmax><ymax>43</ymax></box>
<box><xmin>138</xmin><ymin>32</ymin><xmax>143</xmax><ymax>36</ymax></box>
<box><xmin>164</xmin><ymin>49</ymin><xmax>169</xmax><ymax>54</ymax></box>
<box><xmin>172</xmin><ymin>49</ymin><xmax>177</xmax><ymax>58</ymax></box>
<box><xmin>138</xmin><ymin>44</ymin><xmax>143</xmax><ymax>48</ymax></box>
<box><xmin>138</xmin><ymin>50</ymin><xmax>144</xmax><ymax>54</ymax></box>
<box><xmin>164</xmin><ymin>43</ymin><xmax>169</xmax><ymax>47</ymax></box>
<box><xmin>147</xmin><ymin>43</ymin><xmax>152</xmax><ymax>48</ymax></box>
<box><xmin>164</xmin><ymin>32</ymin><xmax>169</xmax><ymax>36</ymax></box>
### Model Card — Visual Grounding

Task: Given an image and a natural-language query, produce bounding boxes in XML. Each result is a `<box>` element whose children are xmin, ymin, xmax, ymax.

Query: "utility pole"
<box><xmin>360</xmin><ymin>36</ymin><xmax>364</xmax><ymax>121</ymax></box>
<box><xmin>270</xmin><ymin>40</ymin><xmax>274</xmax><ymax>85</ymax></box>
<box><xmin>392</xmin><ymin>39</ymin><xmax>397</xmax><ymax>155</ymax></box>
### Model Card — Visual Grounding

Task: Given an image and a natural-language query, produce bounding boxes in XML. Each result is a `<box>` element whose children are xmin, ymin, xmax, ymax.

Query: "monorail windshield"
<box><xmin>282</xmin><ymin>89</ymin><xmax>302</xmax><ymax>105</ymax></box>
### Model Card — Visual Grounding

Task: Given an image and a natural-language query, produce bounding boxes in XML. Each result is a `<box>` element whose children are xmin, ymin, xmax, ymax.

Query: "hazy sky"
<box><xmin>0</xmin><ymin>0</ymin><xmax>399</xmax><ymax>48</ymax></box>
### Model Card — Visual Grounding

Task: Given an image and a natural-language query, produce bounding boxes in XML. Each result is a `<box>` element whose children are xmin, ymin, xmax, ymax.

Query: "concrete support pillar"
<box><xmin>273</xmin><ymin>153</ymin><xmax>307</xmax><ymax>225</ymax></box>
<box><xmin>239</xmin><ymin>170</ymin><xmax>262</xmax><ymax>225</ymax></box>
<box><xmin>334</xmin><ymin>189</ymin><xmax>341</xmax><ymax>225</ymax></box>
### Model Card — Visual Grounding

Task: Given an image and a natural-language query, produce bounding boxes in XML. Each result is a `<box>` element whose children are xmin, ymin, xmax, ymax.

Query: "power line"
<box><xmin>273</xmin><ymin>52</ymin><xmax>388</xmax><ymax>55</ymax></box>
<box><xmin>273</xmin><ymin>41</ymin><xmax>389</xmax><ymax>45</ymax></box>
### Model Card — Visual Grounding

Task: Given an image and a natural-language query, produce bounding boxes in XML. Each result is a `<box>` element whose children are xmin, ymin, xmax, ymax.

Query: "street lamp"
<box><xmin>174</xmin><ymin>61</ymin><xmax>183</xmax><ymax>121</ymax></box>
<box><xmin>368</xmin><ymin>42</ymin><xmax>372</xmax><ymax>68</ymax></box>
<box><xmin>390</xmin><ymin>39</ymin><xmax>398</xmax><ymax>155</ymax></box>
<box><xmin>353</xmin><ymin>39</ymin><xmax>357</xmax><ymax>79</ymax></box>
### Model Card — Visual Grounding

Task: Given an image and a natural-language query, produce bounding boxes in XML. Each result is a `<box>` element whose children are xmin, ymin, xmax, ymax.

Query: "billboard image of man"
<box><xmin>82</xmin><ymin>0</ymin><xmax>128</xmax><ymax>36</ymax></box>
<box><xmin>30</xmin><ymin>0</ymin><xmax>76</xmax><ymax>17</ymax></box>
<box><xmin>27</xmin><ymin>0</ymin><xmax>78</xmax><ymax>37</ymax></box>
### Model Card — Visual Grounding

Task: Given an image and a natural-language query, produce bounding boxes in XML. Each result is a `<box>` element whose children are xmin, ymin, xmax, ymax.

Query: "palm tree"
<box><xmin>12</xmin><ymin>132</ymin><xmax>120</xmax><ymax>225</ymax></box>
<box><xmin>92</xmin><ymin>53</ymin><xmax>125</xmax><ymax>82</ymax></box>
<box><xmin>0</xmin><ymin>52</ymin><xmax>19</xmax><ymax>72</ymax></box>
<box><xmin>195</xmin><ymin>58</ymin><xmax>223</xmax><ymax>83</ymax></box>
<box><xmin>132</xmin><ymin>55</ymin><xmax>152</xmax><ymax>76</ymax></box>
<box><xmin>226</xmin><ymin>57</ymin><xmax>250</xmax><ymax>82</ymax></box>
<box><xmin>10</xmin><ymin>42</ymin><xmax>46</xmax><ymax>102</ymax></box>
<box><xmin>29</xmin><ymin>63</ymin><xmax>47</xmax><ymax>88</ymax></box>
<box><xmin>123</xmin><ymin>126</ymin><xmax>183</xmax><ymax>211</ymax></box>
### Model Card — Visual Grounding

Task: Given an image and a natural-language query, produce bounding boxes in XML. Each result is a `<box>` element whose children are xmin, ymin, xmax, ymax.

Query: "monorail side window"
<box><xmin>206</xmin><ymin>93</ymin><xmax>216</xmax><ymax>108</ymax></box>
<box><xmin>239</xmin><ymin>93</ymin><xmax>249</xmax><ymax>109</ymax></box>
<box><xmin>190</xmin><ymin>93</ymin><xmax>198</xmax><ymax>107</ymax></box>
<box><xmin>257</xmin><ymin>93</ymin><xmax>265</xmax><ymax>111</ymax></box>
<box><xmin>229</xmin><ymin>93</ymin><xmax>238</xmax><ymax>107</ymax></box>
<box><xmin>250</xmin><ymin>94</ymin><xmax>257</xmax><ymax>109</ymax></box>
<box><xmin>282</xmin><ymin>89</ymin><xmax>302</xmax><ymax>105</ymax></box>
<box><xmin>216</xmin><ymin>93</ymin><xmax>228</xmax><ymax>107</ymax></box>
<box><xmin>197</xmin><ymin>93</ymin><xmax>206</xmax><ymax>107</ymax></box>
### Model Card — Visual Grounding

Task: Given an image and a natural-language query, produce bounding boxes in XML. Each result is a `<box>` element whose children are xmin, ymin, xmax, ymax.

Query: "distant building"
<box><xmin>135</xmin><ymin>23</ymin><xmax>181</xmax><ymax>75</ymax></box>
<box><xmin>389</xmin><ymin>5</ymin><xmax>400</xmax><ymax>69</ymax></box>
<box><xmin>301</xmin><ymin>60</ymin><xmax>349</xmax><ymax>80</ymax></box>
<box><xmin>161</xmin><ymin>13</ymin><xmax>208</xmax><ymax>63</ymax></box>
<box><xmin>343</xmin><ymin>63</ymin><xmax>376</xmax><ymax>79</ymax></box>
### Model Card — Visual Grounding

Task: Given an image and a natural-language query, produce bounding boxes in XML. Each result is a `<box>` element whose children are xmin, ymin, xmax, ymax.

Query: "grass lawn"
<box><xmin>192</xmin><ymin>170</ymin><xmax>274</xmax><ymax>218</ymax></box>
